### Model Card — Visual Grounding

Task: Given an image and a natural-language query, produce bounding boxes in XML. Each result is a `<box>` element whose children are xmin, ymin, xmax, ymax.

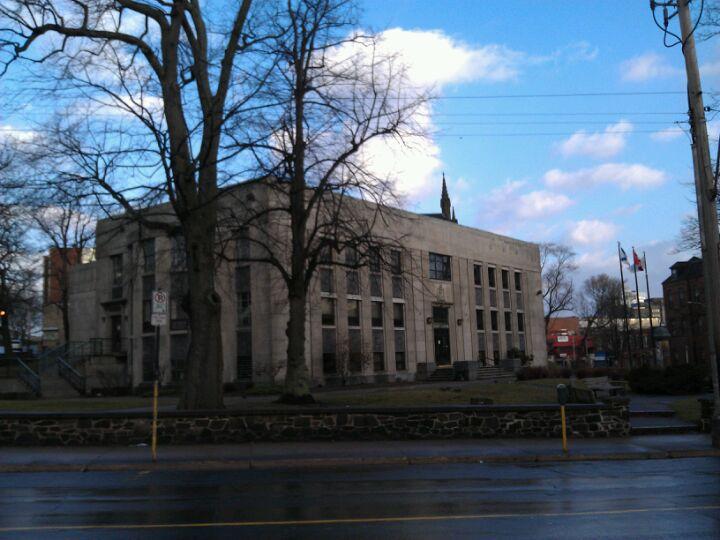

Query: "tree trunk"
<box><xmin>178</xmin><ymin>212</ymin><xmax>224</xmax><ymax>410</ymax></box>
<box><xmin>0</xmin><ymin>277</ymin><xmax>11</xmax><ymax>357</ymax></box>
<box><xmin>283</xmin><ymin>283</ymin><xmax>312</xmax><ymax>402</ymax></box>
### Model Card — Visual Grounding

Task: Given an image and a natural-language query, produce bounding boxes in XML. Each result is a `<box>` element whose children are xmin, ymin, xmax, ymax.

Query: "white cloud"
<box><xmin>557</xmin><ymin>121</ymin><xmax>633</xmax><ymax>159</ymax></box>
<box><xmin>613</xmin><ymin>203</ymin><xmax>643</xmax><ymax>216</ymax></box>
<box><xmin>620</xmin><ymin>53</ymin><xmax>680</xmax><ymax>82</ymax></box>
<box><xmin>543</xmin><ymin>163</ymin><xmax>667</xmax><ymax>191</ymax></box>
<box><xmin>570</xmin><ymin>219</ymin><xmax>619</xmax><ymax>245</ymax></box>
<box><xmin>0</xmin><ymin>124</ymin><xmax>36</xmax><ymax>142</ymax></box>
<box><xmin>482</xmin><ymin>181</ymin><xmax>573</xmax><ymax>223</ymax></box>
<box><xmin>560</xmin><ymin>41</ymin><xmax>599</xmax><ymax>63</ymax></box>
<box><xmin>518</xmin><ymin>190</ymin><xmax>574</xmax><ymax>219</ymax></box>
<box><xmin>650</xmin><ymin>125</ymin><xmax>686</xmax><ymax>142</ymax></box>
<box><xmin>377</xmin><ymin>28</ymin><xmax>529</xmax><ymax>87</ymax></box>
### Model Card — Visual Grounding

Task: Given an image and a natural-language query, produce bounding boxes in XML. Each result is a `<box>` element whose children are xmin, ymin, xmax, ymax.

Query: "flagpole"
<box><xmin>632</xmin><ymin>247</ymin><xmax>645</xmax><ymax>366</ymax></box>
<box><xmin>643</xmin><ymin>251</ymin><xmax>657</xmax><ymax>365</ymax></box>
<box><xmin>617</xmin><ymin>242</ymin><xmax>633</xmax><ymax>368</ymax></box>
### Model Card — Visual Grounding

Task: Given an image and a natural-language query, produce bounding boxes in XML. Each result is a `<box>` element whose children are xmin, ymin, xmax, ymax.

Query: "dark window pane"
<box><xmin>490</xmin><ymin>311</ymin><xmax>498</xmax><ymax>331</ymax></box>
<box><xmin>514</xmin><ymin>271</ymin><xmax>522</xmax><ymax>291</ymax></box>
<box><xmin>475</xmin><ymin>287</ymin><xmax>483</xmax><ymax>306</ymax></box>
<box><xmin>237</xmin><ymin>330</ymin><xmax>252</xmax><ymax>380</ymax></box>
<box><xmin>320</xmin><ymin>268</ymin><xmax>334</xmax><ymax>293</ymax></box>
<box><xmin>504</xmin><ymin>311</ymin><xmax>512</xmax><ymax>331</ymax></box>
<box><xmin>371</xmin><ymin>301</ymin><xmax>383</xmax><ymax>328</ymax></box>
<box><xmin>369</xmin><ymin>248</ymin><xmax>381</xmax><ymax>272</ymax></box>
<box><xmin>171</xmin><ymin>272</ymin><xmax>189</xmax><ymax>330</ymax></box>
<box><xmin>501</xmin><ymin>269</ymin><xmax>509</xmax><ymax>290</ymax></box>
<box><xmin>432</xmin><ymin>306</ymin><xmax>449</xmax><ymax>325</ymax></box>
<box><xmin>370</xmin><ymin>273</ymin><xmax>382</xmax><ymax>297</ymax></box>
<box><xmin>390</xmin><ymin>250</ymin><xmax>402</xmax><ymax>275</ymax></box>
<box><xmin>517</xmin><ymin>313</ymin><xmax>525</xmax><ymax>332</ymax></box>
<box><xmin>395</xmin><ymin>329</ymin><xmax>406</xmax><ymax>371</ymax></box>
<box><xmin>346</xmin><ymin>270</ymin><xmax>360</xmax><ymax>295</ymax></box>
<box><xmin>322</xmin><ymin>328</ymin><xmax>336</xmax><ymax>374</ymax></box>
<box><xmin>345</xmin><ymin>247</ymin><xmax>358</xmax><ymax>266</ymax></box>
<box><xmin>321</xmin><ymin>298</ymin><xmax>335</xmax><ymax>326</ymax></box>
<box><xmin>142</xmin><ymin>239</ymin><xmax>155</xmax><ymax>273</ymax></box>
<box><xmin>348</xmin><ymin>328</ymin><xmax>363</xmax><ymax>372</ymax></box>
<box><xmin>393</xmin><ymin>303</ymin><xmax>404</xmax><ymax>328</ymax></box>
<box><xmin>476</xmin><ymin>309</ymin><xmax>484</xmax><ymax>330</ymax></box>
<box><xmin>429</xmin><ymin>253</ymin><xmax>451</xmax><ymax>281</ymax></box>
<box><xmin>170</xmin><ymin>334</ymin><xmax>189</xmax><ymax>382</ymax></box>
<box><xmin>142</xmin><ymin>336</ymin><xmax>155</xmax><ymax>382</ymax></box>
<box><xmin>473</xmin><ymin>264</ymin><xmax>482</xmax><ymax>286</ymax></box>
<box><xmin>392</xmin><ymin>276</ymin><xmax>403</xmax><ymax>299</ymax></box>
<box><xmin>347</xmin><ymin>299</ymin><xmax>361</xmax><ymax>327</ymax></box>
<box><xmin>488</xmin><ymin>267</ymin><xmax>496</xmax><ymax>288</ymax></box>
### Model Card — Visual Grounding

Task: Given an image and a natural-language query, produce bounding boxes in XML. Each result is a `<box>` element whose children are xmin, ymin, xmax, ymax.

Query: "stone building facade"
<box><xmin>65</xmin><ymin>178</ymin><xmax>546</xmax><ymax>390</ymax></box>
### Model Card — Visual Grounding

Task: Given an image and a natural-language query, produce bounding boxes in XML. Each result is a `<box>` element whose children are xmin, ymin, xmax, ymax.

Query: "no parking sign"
<box><xmin>151</xmin><ymin>290</ymin><xmax>168</xmax><ymax>326</ymax></box>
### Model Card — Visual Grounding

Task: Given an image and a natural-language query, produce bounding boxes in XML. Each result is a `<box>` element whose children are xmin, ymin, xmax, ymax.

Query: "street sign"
<box><xmin>151</xmin><ymin>290</ymin><xmax>168</xmax><ymax>326</ymax></box>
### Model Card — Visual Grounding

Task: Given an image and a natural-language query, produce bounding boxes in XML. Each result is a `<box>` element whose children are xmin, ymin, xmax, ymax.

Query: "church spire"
<box><xmin>440</xmin><ymin>172</ymin><xmax>451</xmax><ymax>220</ymax></box>
<box><xmin>451</xmin><ymin>206</ymin><xmax>457</xmax><ymax>223</ymax></box>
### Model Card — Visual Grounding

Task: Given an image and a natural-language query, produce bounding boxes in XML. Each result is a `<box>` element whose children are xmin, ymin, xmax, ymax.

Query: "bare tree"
<box><xmin>540</xmin><ymin>242</ymin><xmax>577</xmax><ymax>331</ymax></box>
<box><xmin>222</xmin><ymin>0</ymin><xmax>427</xmax><ymax>402</ymax></box>
<box><xmin>31</xmin><ymin>194</ymin><xmax>96</xmax><ymax>347</ymax></box>
<box><xmin>0</xmin><ymin>0</ymin><xmax>264</xmax><ymax>409</ymax></box>
<box><xmin>576</xmin><ymin>273</ymin><xmax>623</xmax><ymax>354</ymax></box>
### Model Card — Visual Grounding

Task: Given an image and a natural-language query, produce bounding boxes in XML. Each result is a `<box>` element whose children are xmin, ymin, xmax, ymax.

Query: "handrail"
<box><xmin>57</xmin><ymin>356</ymin><xmax>86</xmax><ymax>395</ymax></box>
<box><xmin>36</xmin><ymin>344</ymin><xmax>67</xmax><ymax>373</ymax></box>
<box><xmin>14</xmin><ymin>357</ymin><xmax>41</xmax><ymax>396</ymax></box>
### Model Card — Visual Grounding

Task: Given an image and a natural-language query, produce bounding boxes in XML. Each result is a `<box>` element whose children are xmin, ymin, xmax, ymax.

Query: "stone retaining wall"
<box><xmin>0</xmin><ymin>404</ymin><xmax>629</xmax><ymax>446</ymax></box>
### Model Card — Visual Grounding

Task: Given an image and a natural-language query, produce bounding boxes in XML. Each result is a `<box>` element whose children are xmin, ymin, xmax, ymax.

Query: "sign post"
<box><xmin>150</xmin><ymin>289</ymin><xmax>168</xmax><ymax>462</ymax></box>
<box><xmin>557</xmin><ymin>384</ymin><xmax>569</xmax><ymax>454</ymax></box>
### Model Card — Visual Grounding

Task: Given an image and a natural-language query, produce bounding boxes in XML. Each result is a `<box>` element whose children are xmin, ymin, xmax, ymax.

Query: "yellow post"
<box><xmin>151</xmin><ymin>379</ymin><xmax>159</xmax><ymax>462</ymax></box>
<box><xmin>560</xmin><ymin>404</ymin><xmax>568</xmax><ymax>453</ymax></box>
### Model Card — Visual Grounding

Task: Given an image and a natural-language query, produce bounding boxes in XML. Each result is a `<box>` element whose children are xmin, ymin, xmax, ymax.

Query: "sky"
<box><xmin>0</xmin><ymin>0</ymin><xmax>714</xmax><ymax>299</ymax></box>
<box><xmin>358</xmin><ymin>0</ymin><xmax>716</xmax><ymax>296</ymax></box>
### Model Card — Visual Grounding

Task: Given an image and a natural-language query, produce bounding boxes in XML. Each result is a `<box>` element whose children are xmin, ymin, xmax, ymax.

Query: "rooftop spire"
<box><xmin>440</xmin><ymin>172</ymin><xmax>451</xmax><ymax>220</ymax></box>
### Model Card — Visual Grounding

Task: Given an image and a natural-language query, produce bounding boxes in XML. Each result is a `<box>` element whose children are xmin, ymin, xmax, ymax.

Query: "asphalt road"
<box><xmin>1</xmin><ymin>458</ymin><xmax>719</xmax><ymax>539</ymax></box>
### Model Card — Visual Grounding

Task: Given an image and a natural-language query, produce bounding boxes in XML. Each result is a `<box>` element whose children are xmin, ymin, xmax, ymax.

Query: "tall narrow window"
<box><xmin>170</xmin><ymin>334</ymin><xmax>189</xmax><ymax>382</ymax></box>
<box><xmin>393</xmin><ymin>303</ymin><xmax>404</xmax><ymax>328</ymax></box>
<box><xmin>322</xmin><ymin>328</ymin><xmax>336</xmax><ymax>374</ymax></box>
<box><xmin>372</xmin><ymin>329</ymin><xmax>384</xmax><ymax>372</ymax></box>
<box><xmin>111</xmin><ymin>254</ymin><xmax>123</xmax><ymax>299</ymax></box>
<box><xmin>473</xmin><ymin>264</ymin><xmax>482</xmax><ymax>286</ymax></box>
<box><xmin>371</xmin><ymin>301</ymin><xmax>383</xmax><ymax>328</ymax></box>
<box><xmin>347</xmin><ymin>299</ymin><xmax>361</xmax><ymax>328</ymax></box>
<box><xmin>142</xmin><ymin>336</ymin><xmax>155</xmax><ymax>382</ymax></box>
<box><xmin>348</xmin><ymin>328</ymin><xmax>362</xmax><ymax>373</ymax></box>
<box><xmin>142</xmin><ymin>239</ymin><xmax>155</xmax><ymax>273</ymax></box>
<box><xmin>501</xmin><ymin>269</ymin><xmax>509</xmax><ymax>290</ymax></box>
<box><xmin>487</xmin><ymin>267</ymin><xmax>496</xmax><ymax>289</ymax></box>
<box><xmin>370</xmin><ymin>272</ymin><xmax>382</xmax><ymax>298</ymax></box>
<box><xmin>235</xmin><ymin>227</ymin><xmax>250</xmax><ymax>261</ymax></box>
<box><xmin>517</xmin><ymin>312</ymin><xmax>525</xmax><ymax>332</ymax></box>
<box><xmin>346</xmin><ymin>270</ymin><xmax>360</xmax><ymax>295</ymax></box>
<box><xmin>490</xmin><ymin>310</ymin><xmax>498</xmax><ymax>332</ymax></box>
<box><xmin>320</xmin><ymin>268</ymin><xmax>334</xmax><ymax>294</ymax></box>
<box><xmin>321</xmin><ymin>297</ymin><xmax>336</xmax><ymax>326</ymax></box>
<box><xmin>394</xmin><ymin>330</ymin><xmax>406</xmax><ymax>371</ymax></box>
<box><xmin>477</xmin><ymin>332</ymin><xmax>486</xmax><ymax>364</ymax></box>
<box><xmin>476</xmin><ymin>309</ymin><xmax>484</xmax><ymax>331</ymax></box>
<box><xmin>236</xmin><ymin>267</ymin><xmax>251</xmax><ymax>328</ymax></box>
<box><xmin>390</xmin><ymin>250</ymin><xmax>402</xmax><ymax>275</ymax></box>
<box><xmin>171</xmin><ymin>234</ymin><xmax>187</xmax><ymax>271</ymax></box>
<box><xmin>392</xmin><ymin>276</ymin><xmax>403</xmax><ymax>298</ymax></box>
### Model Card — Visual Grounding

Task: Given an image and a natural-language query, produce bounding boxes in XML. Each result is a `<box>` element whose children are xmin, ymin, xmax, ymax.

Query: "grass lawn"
<box><xmin>317</xmin><ymin>378</ymin><xmax>570</xmax><ymax>407</ymax></box>
<box><xmin>671</xmin><ymin>397</ymin><xmax>702</xmax><ymax>423</ymax></box>
<box><xmin>0</xmin><ymin>379</ymin><xmax>572</xmax><ymax>413</ymax></box>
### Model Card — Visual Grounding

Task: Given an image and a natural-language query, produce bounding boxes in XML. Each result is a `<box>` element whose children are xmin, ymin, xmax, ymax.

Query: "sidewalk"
<box><xmin>2</xmin><ymin>434</ymin><xmax>718</xmax><ymax>473</ymax></box>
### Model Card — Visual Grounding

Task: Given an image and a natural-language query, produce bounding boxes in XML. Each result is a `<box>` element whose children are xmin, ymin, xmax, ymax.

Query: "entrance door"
<box><xmin>434</xmin><ymin>327</ymin><xmax>451</xmax><ymax>365</ymax></box>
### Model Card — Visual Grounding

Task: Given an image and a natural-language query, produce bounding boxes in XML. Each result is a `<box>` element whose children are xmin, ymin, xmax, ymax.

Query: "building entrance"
<box><xmin>432</xmin><ymin>306</ymin><xmax>451</xmax><ymax>365</ymax></box>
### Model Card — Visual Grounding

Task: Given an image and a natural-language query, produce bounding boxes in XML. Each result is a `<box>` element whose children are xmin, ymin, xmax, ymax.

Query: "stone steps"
<box><xmin>40</xmin><ymin>369</ymin><xmax>83</xmax><ymax>399</ymax></box>
<box><xmin>630</xmin><ymin>424</ymin><xmax>698</xmax><ymax>436</ymax></box>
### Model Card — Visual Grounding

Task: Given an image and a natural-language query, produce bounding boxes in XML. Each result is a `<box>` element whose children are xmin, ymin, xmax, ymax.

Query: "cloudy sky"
<box><xmin>360</xmin><ymin>0</ymin><xmax>714</xmax><ymax>295</ymax></box>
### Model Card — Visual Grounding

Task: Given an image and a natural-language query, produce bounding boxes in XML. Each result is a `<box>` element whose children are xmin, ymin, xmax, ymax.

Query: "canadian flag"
<box><xmin>633</xmin><ymin>249</ymin><xmax>644</xmax><ymax>272</ymax></box>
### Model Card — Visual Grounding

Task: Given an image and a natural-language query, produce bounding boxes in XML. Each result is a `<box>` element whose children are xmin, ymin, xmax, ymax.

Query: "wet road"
<box><xmin>1</xmin><ymin>458</ymin><xmax>719</xmax><ymax>539</ymax></box>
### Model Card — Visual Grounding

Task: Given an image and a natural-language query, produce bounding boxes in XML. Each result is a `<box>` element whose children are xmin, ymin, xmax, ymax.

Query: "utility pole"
<box><xmin>651</xmin><ymin>0</ymin><xmax>720</xmax><ymax>446</ymax></box>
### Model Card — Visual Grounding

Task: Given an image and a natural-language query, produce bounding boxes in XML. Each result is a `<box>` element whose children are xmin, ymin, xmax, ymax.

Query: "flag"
<box><xmin>633</xmin><ymin>249</ymin><xmax>644</xmax><ymax>272</ymax></box>
<box><xmin>619</xmin><ymin>245</ymin><xmax>630</xmax><ymax>268</ymax></box>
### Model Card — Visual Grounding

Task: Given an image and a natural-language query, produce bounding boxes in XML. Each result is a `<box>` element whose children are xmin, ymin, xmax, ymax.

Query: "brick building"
<box><xmin>662</xmin><ymin>256</ymin><xmax>707</xmax><ymax>365</ymax></box>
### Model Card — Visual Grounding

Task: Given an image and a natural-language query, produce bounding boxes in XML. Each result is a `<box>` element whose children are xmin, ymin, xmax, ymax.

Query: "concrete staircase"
<box><xmin>40</xmin><ymin>367</ymin><xmax>83</xmax><ymax>399</ymax></box>
<box><xmin>629</xmin><ymin>409</ymin><xmax>698</xmax><ymax>435</ymax></box>
<box><xmin>426</xmin><ymin>366</ymin><xmax>455</xmax><ymax>382</ymax></box>
<box><xmin>426</xmin><ymin>365</ymin><xmax>517</xmax><ymax>383</ymax></box>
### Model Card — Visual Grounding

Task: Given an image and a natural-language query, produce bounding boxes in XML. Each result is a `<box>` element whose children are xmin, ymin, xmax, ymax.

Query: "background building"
<box><xmin>663</xmin><ymin>256</ymin><xmax>707</xmax><ymax>365</ymax></box>
<box><xmin>62</xmin><ymin>179</ymin><xmax>547</xmax><ymax>391</ymax></box>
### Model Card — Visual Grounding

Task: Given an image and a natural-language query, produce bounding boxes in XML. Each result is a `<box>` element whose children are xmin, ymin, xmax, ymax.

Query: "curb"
<box><xmin>2</xmin><ymin>449</ymin><xmax>719</xmax><ymax>473</ymax></box>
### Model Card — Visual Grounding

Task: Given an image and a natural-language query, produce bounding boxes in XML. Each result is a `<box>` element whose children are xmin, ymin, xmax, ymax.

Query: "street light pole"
<box><xmin>653</xmin><ymin>0</ymin><xmax>720</xmax><ymax>446</ymax></box>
